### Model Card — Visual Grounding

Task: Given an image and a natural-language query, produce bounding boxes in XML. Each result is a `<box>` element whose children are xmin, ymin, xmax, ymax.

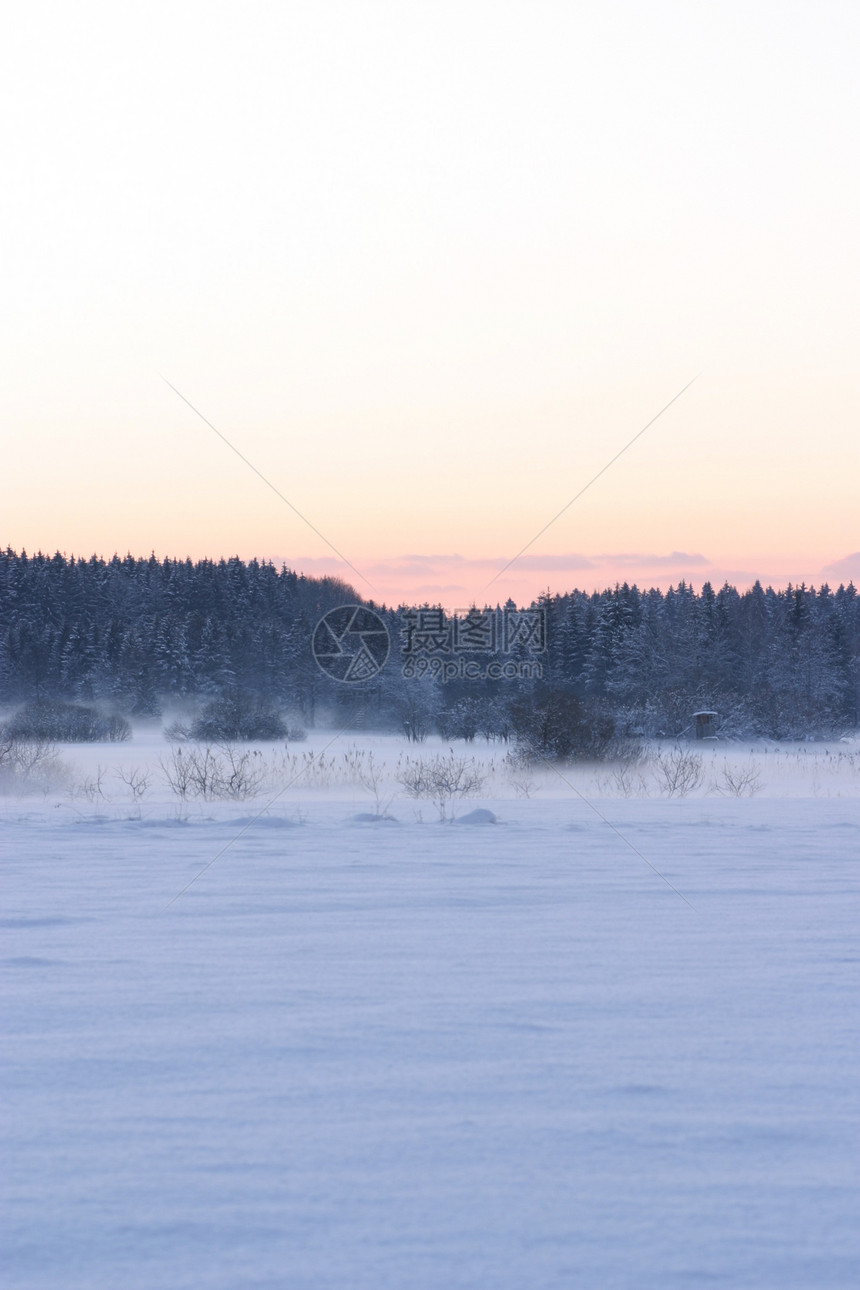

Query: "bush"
<box><xmin>509</xmin><ymin>689</ymin><xmax>617</xmax><ymax>762</ymax></box>
<box><xmin>159</xmin><ymin>744</ymin><xmax>266</xmax><ymax>800</ymax></box>
<box><xmin>163</xmin><ymin>719</ymin><xmax>193</xmax><ymax>743</ymax></box>
<box><xmin>188</xmin><ymin>691</ymin><xmax>287</xmax><ymax>742</ymax></box>
<box><xmin>395</xmin><ymin>751</ymin><xmax>487</xmax><ymax>820</ymax></box>
<box><xmin>0</xmin><ymin>733</ymin><xmax>67</xmax><ymax>792</ymax></box>
<box><xmin>4</xmin><ymin>701</ymin><xmax>130</xmax><ymax>743</ymax></box>
<box><xmin>651</xmin><ymin>745</ymin><xmax>704</xmax><ymax>797</ymax></box>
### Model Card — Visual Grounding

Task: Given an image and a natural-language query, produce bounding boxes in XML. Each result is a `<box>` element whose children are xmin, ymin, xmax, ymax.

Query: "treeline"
<box><xmin>1</xmin><ymin>549</ymin><xmax>858</xmax><ymax>740</ymax></box>
<box><xmin>537</xmin><ymin>580</ymin><xmax>859</xmax><ymax>738</ymax></box>
<box><xmin>0</xmin><ymin>550</ymin><xmax>357</xmax><ymax>722</ymax></box>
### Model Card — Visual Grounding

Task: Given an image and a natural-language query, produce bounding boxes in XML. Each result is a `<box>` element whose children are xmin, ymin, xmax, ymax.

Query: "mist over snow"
<box><xmin>2</xmin><ymin>728</ymin><xmax>859</xmax><ymax>1289</ymax></box>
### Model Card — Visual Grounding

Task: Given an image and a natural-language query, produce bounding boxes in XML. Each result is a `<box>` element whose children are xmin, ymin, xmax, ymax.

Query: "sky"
<box><xmin>2</xmin><ymin>0</ymin><xmax>858</xmax><ymax>609</ymax></box>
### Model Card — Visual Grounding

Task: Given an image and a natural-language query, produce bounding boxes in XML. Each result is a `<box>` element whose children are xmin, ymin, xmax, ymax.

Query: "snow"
<box><xmin>2</xmin><ymin>732</ymin><xmax>859</xmax><ymax>1289</ymax></box>
<box><xmin>454</xmin><ymin>808</ymin><xmax>497</xmax><ymax>825</ymax></box>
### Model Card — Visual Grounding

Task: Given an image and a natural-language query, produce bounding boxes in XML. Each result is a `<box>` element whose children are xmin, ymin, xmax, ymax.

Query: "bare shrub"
<box><xmin>598</xmin><ymin>746</ymin><xmax>650</xmax><ymax>797</ymax></box>
<box><xmin>215</xmin><ymin>745</ymin><xmax>266</xmax><ymax>800</ymax></box>
<box><xmin>187</xmin><ymin>746</ymin><xmax>228</xmax><ymax>799</ymax></box>
<box><xmin>503</xmin><ymin>749</ymin><xmax>539</xmax><ymax>798</ymax></box>
<box><xmin>2</xmin><ymin>736</ymin><xmax>53</xmax><ymax>775</ymax></box>
<box><xmin>159</xmin><ymin>747</ymin><xmax>196</xmax><ymax>800</ymax></box>
<box><xmin>1</xmin><ymin>735</ymin><xmax>17</xmax><ymax>772</ymax></box>
<box><xmin>652</xmin><ymin>746</ymin><xmax>704</xmax><ymax>797</ymax></box>
<box><xmin>396</xmin><ymin>752</ymin><xmax>487</xmax><ymax>821</ymax></box>
<box><xmin>115</xmin><ymin>765</ymin><xmax>151</xmax><ymax>803</ymax></box>
<box><xmin>353</xmin><ymin>750</ymin><xmax>395</xmax><ymax>818</ymax></box>
<box><xmin>712</xmin><ymin>759</ymin><xmax>764</xmax><ymax>797</ymax></box>
<box><xmin>508</xmin><ymin>769</ymin><xmax>538</xmax><ymax>798</ymax></box>
<box><xmin>158</xmin><ymin>744</ymin><xmax>265</xmax><ymax>801</ymax></box>
<box><xmin>163</xmin><ymin>720</ymin><xmax>193</xmax><ymax>743</ymax></box>
<box><xmin>0</xmin><ymin>735</ymin><xmax>68</xmax><ymax>794</ymax></box>
<box><xmin>75</xmin><ymin>765</ymin><xmax>108</xmax><ymax>803</ymax></box>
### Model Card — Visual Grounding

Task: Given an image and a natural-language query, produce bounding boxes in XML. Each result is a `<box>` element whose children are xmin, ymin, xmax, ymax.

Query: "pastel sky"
<box><xmin>2</xmin><ymin>1</ymin><xmax>858</xmax><ymax>609</ymax></box>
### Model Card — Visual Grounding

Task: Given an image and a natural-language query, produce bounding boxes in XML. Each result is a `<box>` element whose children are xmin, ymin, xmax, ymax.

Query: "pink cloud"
<box><xmin>602</xmin><ymin>551</ymin><xmax>709</xmax><ymax>568</ymax></box>
<box><xmin>266</xmin><ymin>549</ymin><xmax>837</xmax><ymax>608</ymax></box>
<box><xmin>822</xmin><ymin>552</ymin><xmax>860</xmax><ymax>581</ymax></box>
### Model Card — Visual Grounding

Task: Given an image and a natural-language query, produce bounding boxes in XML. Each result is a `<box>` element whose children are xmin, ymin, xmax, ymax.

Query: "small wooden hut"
<box><xmin>693</xmin><ymin>710</ymin><xmax>718</xmax><ymax>740</ymax></box>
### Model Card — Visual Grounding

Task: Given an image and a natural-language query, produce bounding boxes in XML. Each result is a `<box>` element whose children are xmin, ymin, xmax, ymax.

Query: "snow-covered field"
<box><xmin>2</xmin><ymin>732</ymin><xmax>859</xmax><ymax>1289</ymax></box>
